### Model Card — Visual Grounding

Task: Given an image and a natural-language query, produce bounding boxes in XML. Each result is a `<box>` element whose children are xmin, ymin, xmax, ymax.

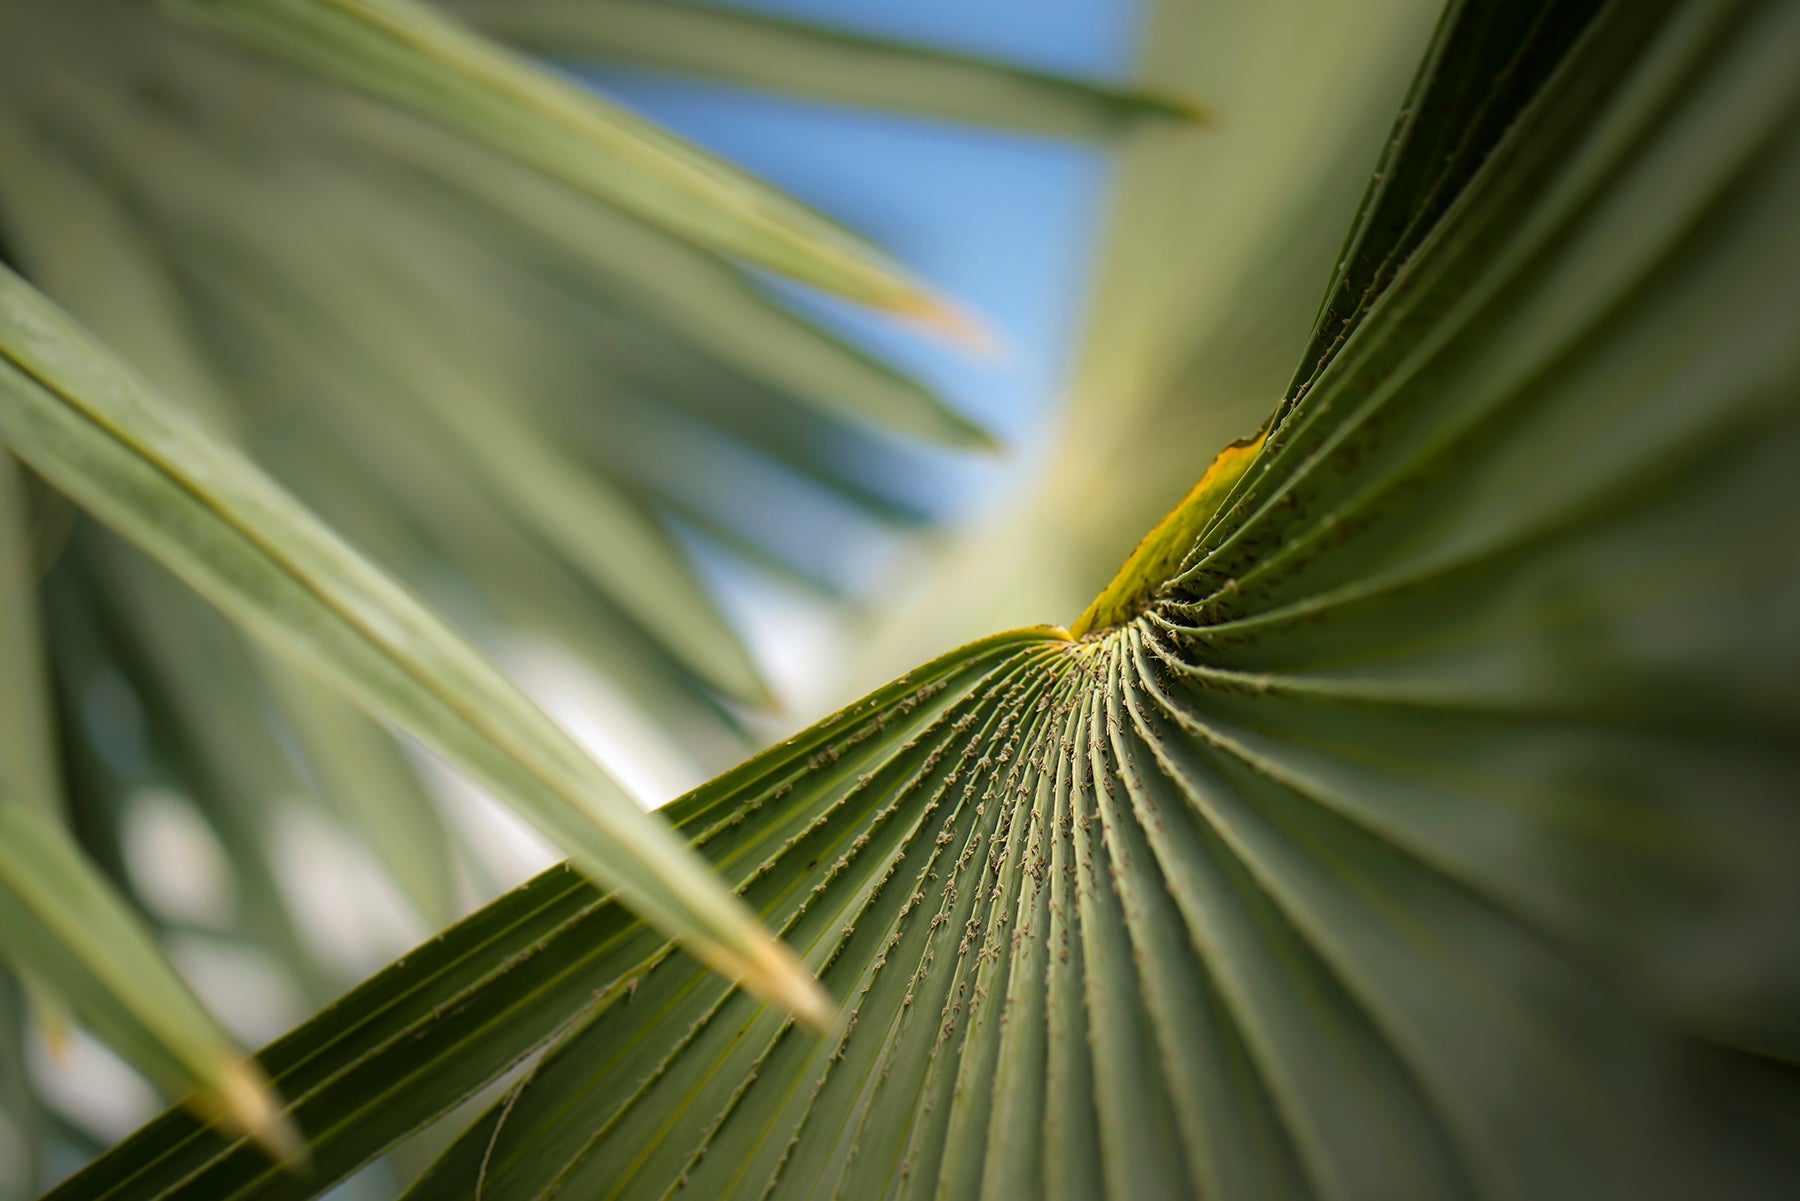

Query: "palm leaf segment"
<box><xmin>56</xmin><ymin>0</ymin><xmax>1800</xmax><ymax>1196</ymax></box>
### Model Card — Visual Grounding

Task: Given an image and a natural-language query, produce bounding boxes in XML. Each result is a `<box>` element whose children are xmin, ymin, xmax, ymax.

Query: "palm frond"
<box><xmin>57</xmin><ymin>0</ymin><xmax>1800</xmax><ymax>1194</ymax></box>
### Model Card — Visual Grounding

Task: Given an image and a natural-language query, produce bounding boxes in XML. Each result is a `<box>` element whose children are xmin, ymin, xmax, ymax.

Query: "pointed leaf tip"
<box><xmin>693</xmin><ymin>928</ymin><xmax>837</xmax><ymax>1030</ymax></box>
<box><xmin>758</xmin><ymin>943</ymin><xmax>838</xmax><ymax>1032</ymax></box>
<box><xmin>897</xmin><ymin>292</ymin><xmax>1005</xmax><ymax>360</ymax></box>
<box><xmin>939</xmin><ymin>412</ymin><xmax>1004</xmax><ymax>455</ymax></box>
<box><xmin>193</xmin><ymin>1059</ymin><xmax>306</xmax><ymax>1169</ymax></box>
<box><xmin>1176</xmin><ymin>97</ymin><xmax>1215</xmax><ymax>125</ymax></box>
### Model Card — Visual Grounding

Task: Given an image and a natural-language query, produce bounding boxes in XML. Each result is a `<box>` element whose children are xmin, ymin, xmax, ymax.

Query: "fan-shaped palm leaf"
<box><xmin>54</xmin><ymin>0</ymin><xmax>1800</xmax><ymax>1195</ymax></box>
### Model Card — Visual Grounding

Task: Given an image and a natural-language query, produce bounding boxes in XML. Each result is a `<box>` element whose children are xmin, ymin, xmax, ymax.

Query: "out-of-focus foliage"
<box><xmin>0</xmin><ymin>0</ymin><xmax>1193</xmax><ymax>1182</ymax></box>
<box><xmin>444</xmin><ymin>0</ymin><xmax>1204</xmax><ymax>139</ymax></box>
<box><xmin>53</xmin><ymin>0</ymin><xmax>1800</xmax><ymax>1197</ymax></box>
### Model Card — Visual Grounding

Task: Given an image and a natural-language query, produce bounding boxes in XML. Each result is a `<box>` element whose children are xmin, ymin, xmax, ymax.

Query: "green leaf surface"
<box><xmin>0</xmin><ymin>453</ymin><xmax>58</xmax><ymax>821</ymax></box>
<box><xmin>0</xmin><ymin>450</ymin><xmax>80</xmax><ymax>1071</ymax></box>
<box><xmin>0</xmin><ymin>114</ymin><xmax>463</xmax><ymax>935</ymax></box>
<box><xmin>1286</xmin><ymin>2</ymin><xmax>1607</xmax><ymax>398</ymax></box>
<box><xmin>43</xmin><ymin>629</ymin><xmax>1052</xmax><ymax>1201</ymax></box>
<box><xmin>47</xmin><ymin>0</ymin><xmax>1800</xmax><ymax>1196</ymax></box>
<box><xmin>164</xmin><ymin>0</ymin><xmax>949</xmax><ymax>317</ymax></box>
<box><xmin>0</xmin><ymin>263</ymin><xmax>824</xmax><ymax>1023</ymax></box>
<box><xmin>0</xmin><ymin>802</ymin><xmax>296</xmax><ymax>1160</ymax></box>
<box><xmin>449</xmin><ymin>0</ymin><xmax>1203</xmax><ymax>139</ymax></box>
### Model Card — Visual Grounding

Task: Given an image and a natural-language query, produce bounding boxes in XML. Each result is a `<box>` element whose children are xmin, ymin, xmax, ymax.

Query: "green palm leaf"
<box><xmin>447</xmin><ymin>0</ymin><xmax>1205</xmax><ymax>138</ymax></box>
<box><xmin>4</xmin><ymin>459</ymin><xmax>292</xmax><ymax>1158</ymax></box>
<box><xmin>163</xmin><ymin>0</ymin><xmax>949</xmax><ymax>321</ymax></box>
<box><xmin>0</xmin><ymin>452</ymin><xmax>59</xmax><ymax>838</ymax></box>
<box><xmin>56</xmin><ymin>0</ymin><xmax>1800</xmax><ymax>1194</ymax></box>
<box><xmin>0</xmin><ymin>803</ymin><xmax>299</xmax><ymax>1164</ymax></box>
<box><xmin>0</xmin><ymin>257</ymin><xmax>826</xmax><ymax>1016</ymax></box>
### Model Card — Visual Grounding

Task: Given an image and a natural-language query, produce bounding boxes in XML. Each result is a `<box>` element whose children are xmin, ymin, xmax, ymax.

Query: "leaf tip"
<box><xmin>203</xmin><ymin>1061</ymin><xmax>308</xmax><ymax>1171</ymax></box>
<box><xmin>896</xmin><ymin>291</ymin><xmax>1004</xmax><ymax>359</ymax></box>
<box><xmin>942</xmin><ymin>413</ymin><xmax>1004</xmax><ymax>454</ymax></box>
<box><xmin>27</xmin><ymin>987</ymin><xmax>73</xmax><ymax>1061</ymax></box>
<box><xmin>741</xmin><ymin>936</ymin><xmax>837</xmax><ymax>1031</ymax></box>
<box><xmin>1171</xmin><ymin>96</ymin><xmax>1215</xmax><ymax>126</ymax></box>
